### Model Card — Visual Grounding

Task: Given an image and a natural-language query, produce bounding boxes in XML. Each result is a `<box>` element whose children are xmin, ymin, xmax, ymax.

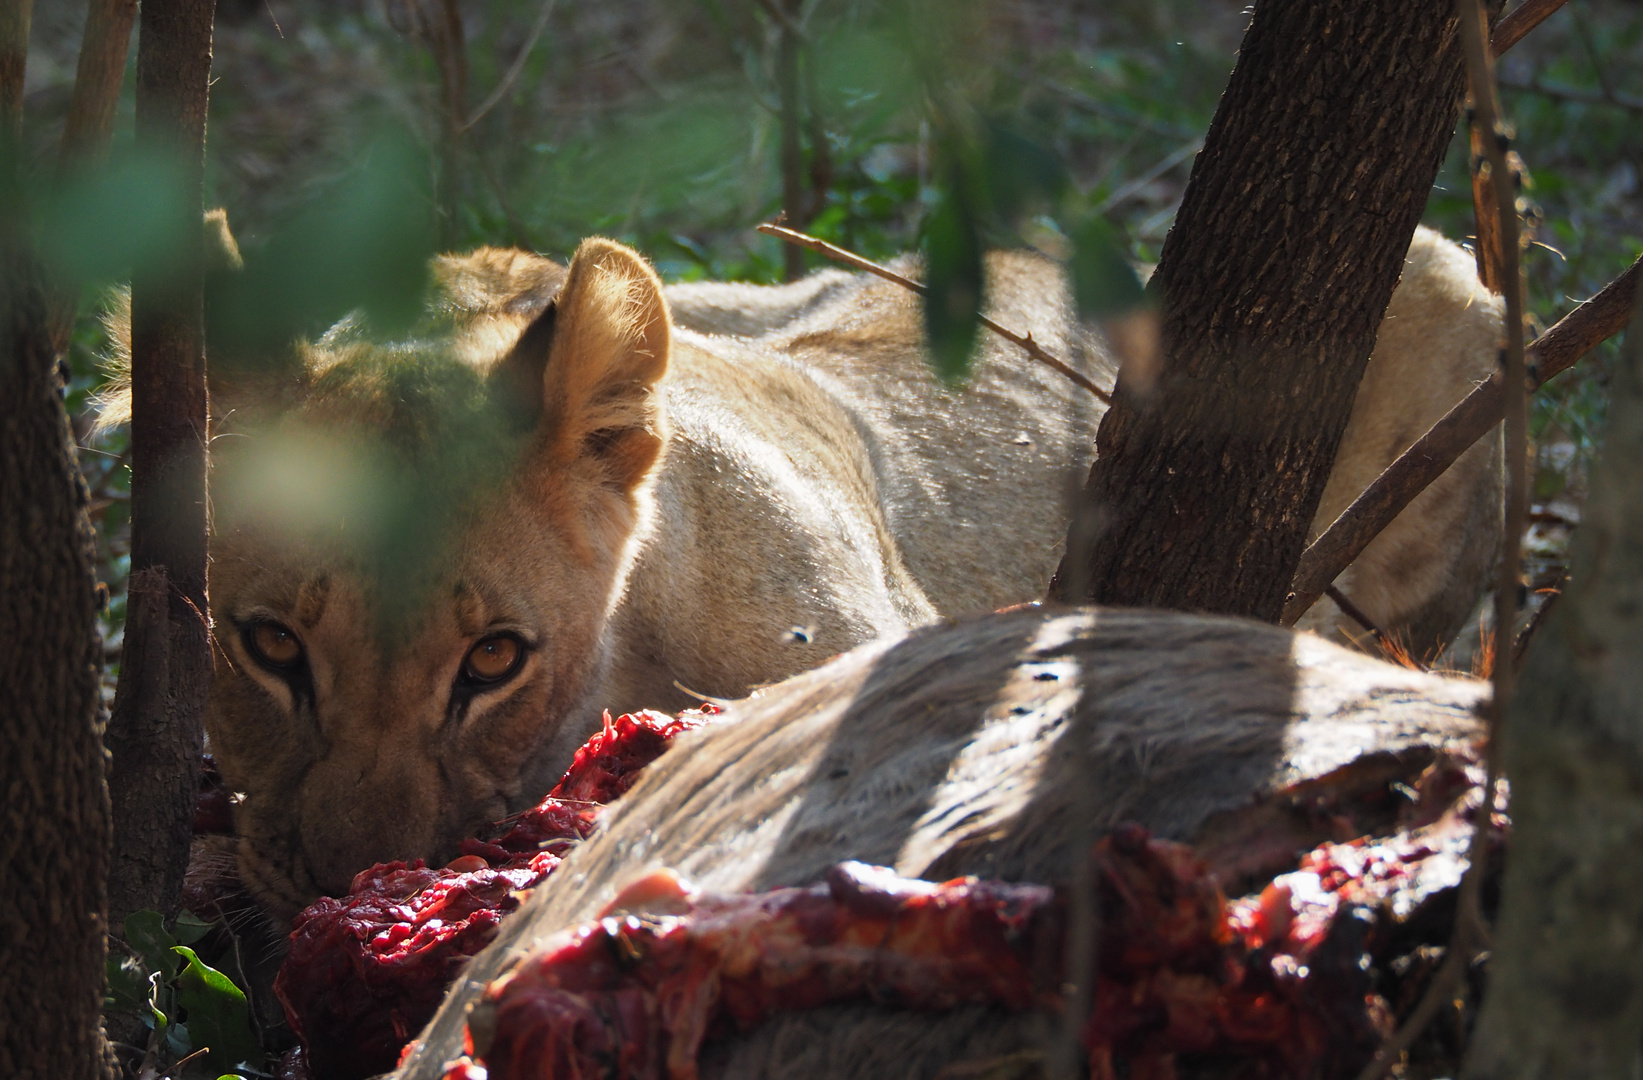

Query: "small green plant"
<box><xmin>106</xmin><ymin>910</ymin><xmax>265</xmax><ymax>1079</ymax></box>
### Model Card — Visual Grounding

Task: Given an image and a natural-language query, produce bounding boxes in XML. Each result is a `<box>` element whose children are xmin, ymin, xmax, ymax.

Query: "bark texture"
<box><xmin>0</xmin><ymin>0</ymin><xmax>28</xmax><ymax>137</ymax></box>
<box><xmin>59</xmin><ymin>0</ymin><xmax>139</xmax><ymax>171</ymax></box>
<box><xmin>1462</xmin><ymin>298</ymin><xmax>1643</xmax><ymax>1079</ymax></box>
<box><xmin>106</xmin><ymin>0</ymin><xmax>216</xmax><ymax>928</ymax></box>
<box><xmin>0</xmin><ymin>139</ymin><xmax>115</xmax><ymax>1080</ymax></box>
<box><xmin>1050</xmin><ymin>0</ymin><xmax>1475</xmax><ymax>621</ymax></box>
<box><xmin>49</xmin><ymin>0</ymin><xmax>139</xmax><ymax>352</ymax></box>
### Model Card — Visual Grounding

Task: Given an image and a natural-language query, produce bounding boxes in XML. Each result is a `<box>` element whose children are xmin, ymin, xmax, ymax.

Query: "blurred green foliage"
<box><xmin>15</xmin><ymin>0</ymin><xmax>1643</xmax><ymax>654</ymax></box>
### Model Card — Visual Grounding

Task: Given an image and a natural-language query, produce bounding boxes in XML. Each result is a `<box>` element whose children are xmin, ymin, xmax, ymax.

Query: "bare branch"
<box><xmin>1497</xmin><ymin>74</ymin><xmax>1643</xmax><ymax>116</ymax></box>
<box><xmin>757</xmin><ymin>222</ymin><xmax>1114</xmax><ymax>404</ymax></box>
<box><xmin>1325</xmin><ymin>584</ymin><xmax>1388</xmax><ymax>644</ymax></box>
<box><xmin>1456</xmin><ymin>0</ymin><xmax>1528</xmax><ymax>941</ymax></box>
<box><xmin>1091</xmin><ymin>138</ymin><xmax>1204</xmax><ymax>216</ymax></box>
<box><xmin>1491</xmin><ymin>0</ymin><xmax>1570</xmax><ymax>57</ymax></box>
<box><xmin>1281</xmin><ymin>252</ymin><xmax>1639</xmax><ymax>626</ymax></box>
<box><xmin>58</xmin><ymin>0</ymin><xmax>139</xmax><ymax>172</ymax></box>
<box><xmin>462</xmin><ymin>0</ymin><xmax>557</xmax><ymax>132</ymax></box>
<box><xmin>1353</xmin><ymin>948</ymin><xmax>1470</xmax><ymax>1080</ymax></box>
<box><xmin>0</xmin><ymin>0</ymin><xmax>31</xmax><ymax>140</ymax></box>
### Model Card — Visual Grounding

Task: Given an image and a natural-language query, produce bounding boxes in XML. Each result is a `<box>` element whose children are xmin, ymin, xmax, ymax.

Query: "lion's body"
<box><xmin>176</xmin><ymin>230</ymin><xmax>1500</xmax><ymax>916</ymax></box>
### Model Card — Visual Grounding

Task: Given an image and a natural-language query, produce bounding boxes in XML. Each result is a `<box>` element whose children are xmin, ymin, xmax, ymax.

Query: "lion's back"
<box><xmin>670</xmin><ymin>251</ymin><xmax>1115</xmax><ymax>616</ymax></box>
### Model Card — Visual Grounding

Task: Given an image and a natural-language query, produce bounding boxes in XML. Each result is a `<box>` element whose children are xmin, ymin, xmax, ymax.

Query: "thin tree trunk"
<box><xmin>1</xmin><ymin>10</ymin><xmax>115</xmax><ymax>1075</ymax></box>
<box><xmin>426</xmin><ymin>0</ymin><xmax>468</xmax><ymax>249</ymax></box>
<box><xmin>59</xmin><ymin>0</ymin><xmax>139</xmax><ymax>172</ymax></box>
<box><xmin>105</xmin><ymin>0</ymin><xmax>216</xmax><ymax>929</ymax></box>
<box><xmin>1461</xmin><ymin>294</ymin><xmax>1643</xmax><ymax>1079</ymax></box>
<box><xmin>0</xmin><ymin>0</ymin><xmax>26</xmax><ymax>135</ymax></box>
<box><xmin>1049</xmin><ymin>0</ymin><xmax>1482</xmax><ymax>621</ymax></box>
<box><xmin>49</xmin><ymin>0</ymin><xmax>140</xmax><ymax>353</ymax></box>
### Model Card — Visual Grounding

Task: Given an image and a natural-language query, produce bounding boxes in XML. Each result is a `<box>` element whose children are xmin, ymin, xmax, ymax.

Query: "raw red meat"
<box><xmin>453</xmin><ymin>823</ymin><xmax>1416</xmax><ymax>1080</ymax></box>
<box><xmin>467</xmin><ymin>863</ymin><xmax>1062</xmax><ymax>1080</ymax></box>
<box><xmin>274</xmin><ymin>706</ymin><xmax>719</xmax><ymax>1080</ymax></box>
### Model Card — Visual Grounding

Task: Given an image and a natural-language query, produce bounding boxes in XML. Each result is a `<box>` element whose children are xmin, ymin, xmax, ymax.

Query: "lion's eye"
<box><xmin>247</xmin><ymin>622</ymin><xmax>304</xmax><ymax>669</ymax></box>
<box><xmin>461</xmin><ymin>634</ymin><xmax>524</xmax><ymax>685</ymax></box>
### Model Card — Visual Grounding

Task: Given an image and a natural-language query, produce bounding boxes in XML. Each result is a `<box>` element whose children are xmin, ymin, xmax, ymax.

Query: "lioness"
<box><xmin>109</xmin><ymin>229</ymin><xmax>1500</xmax><ymax>917</ymax></box>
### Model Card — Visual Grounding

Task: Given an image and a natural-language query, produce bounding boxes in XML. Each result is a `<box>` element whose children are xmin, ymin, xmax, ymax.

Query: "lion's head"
<box><xmin>204</xmin><ymin>238</ymin><xmax>671</xmax><ymax>917</ymax></box>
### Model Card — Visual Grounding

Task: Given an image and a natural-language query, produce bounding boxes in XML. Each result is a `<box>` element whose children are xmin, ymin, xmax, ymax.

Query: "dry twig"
<box><xmin>1091</xmin><ymin>138</ymin><xmax>1203</xmax><ymax>216</ymax></box>
<box><xmin>757</xmin><ymin>222</ymin><xmax>1114</xmax><ymax>404</ymax></box>
<box><xmin>461</xmin><ymin>0</ymin><xmax>558</xmax><ymax>132</ymax></box>
<box><xmin>1324</xmin><ymin>584</ymin><xmax>1388</xmax><ymax>645</ymax></box>
<box><xmin>1462</xmin><ymin>0</ymin><xmax>1527</xmax><ymax>945</ymax></box>
<box><xmin>1491</xmin><ymin>0</ymin><xmax>1570</xmax><ymax>56</ymax></box>
<box><xmin>1497</xmin><ymin>75</ymin><xmax>1643</xmax><ymax>116</ymax></box>
<box><xmin>1511</xmin><ymin>585</ymin><xmax>1563</xmax><ymax>671</ymax></box>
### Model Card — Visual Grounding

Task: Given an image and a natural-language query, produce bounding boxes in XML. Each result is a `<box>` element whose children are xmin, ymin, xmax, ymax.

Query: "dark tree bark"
<box><xmin>1049</xmin><ymin>0</ymin><xmax>1482</xmax><ymax>621</ymax></box>
<box><xmin>0</xmin><ymin>0</ymin><xmax>26</xmax><ymax>136</ymax></box>
<box><xmin>1</xmin><ymin>13</ymin><xmax>115</xmax><ymax>1077</ymax></box>
<box><xmin>105</xmin><ymin>0</ymin><xmax>217</xmax><ymax>929</ymax></box>
<box><xmin>48</xmin><ymin>0</ymin><xmax>140</xmax><ymax>352</ymax></box>
<box><xmin>1461</xmin><ymin>296</ymin><xmax>1643</xmax><ymax>1079</ymax></box>
<box><xmin>59</xmin><ymin>0</ymin><xmax>139</xmax><ymax>171</ymax></box>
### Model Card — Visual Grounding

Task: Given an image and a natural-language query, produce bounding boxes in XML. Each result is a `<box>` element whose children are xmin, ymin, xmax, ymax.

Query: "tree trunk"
<box><xmin>105</xmin><ymin>0</ymin><xmax>217</xmax><ymax>929</ymax></box>
<box><xmin>58</xmin><ymin>0</ymin><xmax>140</xmax><ymax>172</ymax></box>
<box><xmin>1049</xmin><ymin>0</ymin><xmax>1480</xmax><ymax>621</ymax></box>
<box><xmin>0</xmin><ymin>0</ymin><xmax>26</xmax><ymax>135</ymax></box>
<box><xmin>1461</xmin><ymin>298</ymin><xmax>1643</xmax><ymax>1079</ymax></box>
<box><xmin>0</xmin><ymin>21</ymin><xmax>115</xmax><ymax>1078</ymax></box>
<box><xmin>49</xmin><ymin>0</ymin><xmax>140</xmax><ymax>353</ymax></box>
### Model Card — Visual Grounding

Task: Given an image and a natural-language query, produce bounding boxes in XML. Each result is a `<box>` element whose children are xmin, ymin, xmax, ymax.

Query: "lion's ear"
<box><xmin>518</xmin><ymin>237</ymin><xmax>671</xmax><ymax>493</ymax></box>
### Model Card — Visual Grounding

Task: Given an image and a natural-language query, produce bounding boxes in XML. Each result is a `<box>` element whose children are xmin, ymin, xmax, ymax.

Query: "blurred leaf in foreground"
<box><xmin>208</xmin><ymin>131</ymin><xmax>435</xmax><ymax>368</ymax></box>
<box><xmin>922</xmin><ymin>182</ymin><xmax>985</xmax><ymax>382</ymax></box>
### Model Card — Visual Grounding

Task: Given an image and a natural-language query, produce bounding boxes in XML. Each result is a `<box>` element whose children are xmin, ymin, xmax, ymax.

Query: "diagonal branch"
<box><xmin>1490</xmin><ymin>0</ymin><xmax>1569</xmax><ymax>57</ymax></box>
<box><xmin>1282</xmin><ymin>252</ymin><xmax>1640</xmax><ymax>627</ymax></box>
<box><xmin>58</xmin><ymin>0</ymin><xmax>139</xmax><ymax>172</ymax></box>
<box><xmin>757</xmin><ymin>222</ymin><xmax>1113</xmax><ymax>404</ymax></box>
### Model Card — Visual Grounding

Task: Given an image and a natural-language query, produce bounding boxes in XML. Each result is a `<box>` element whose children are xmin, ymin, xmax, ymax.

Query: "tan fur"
<box><xmin>169</xmin><ymin>229</ymin><xmax>1501</xmax><ymax>917</ymax></box>
<box><xmin>395</xmin><ymin>604</ymin><xmax>1487</xmax><ymax>1080</ymax></box>
<box><xmin>1293</xmin><ymin>231</ymin><xmax>1505</xmax><ymax>657</ymax></box>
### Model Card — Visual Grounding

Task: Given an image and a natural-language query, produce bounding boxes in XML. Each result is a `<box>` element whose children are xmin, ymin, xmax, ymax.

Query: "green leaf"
<box><xmin>173</xmin><ymin>946</ymin><xmax>261</xmax><ymax>1073</ymax></box>
<box><xmin>166</xmin><ymin>1020</ymin><xmax>192</xmax><ymax>1060</ymax></box>
<box><xmin>173</xmin><ymin>910</ymin><xmax>217</xmax><ymax>946</ymax></box>
<box><xmin>206</xmin><ymin>131</ymin><xmax>436</xmax><ymax>365</ymax></box>
<box><xmin>1069</xmin><ymin>218</ymin><xmax>1148</xmax><ymax>320</ymax></box>
<box><xmin>922</xmin><ymin>188</ymin><xmax>985</xmax><ymax>382</ymax></box>
<box><xmin>123</xmin><ymin>909</ymin><xmax>180</xmax><ymax>981</ymax></box>
<box><xmin>36</xmin><ymin>150</ymin><xmax>193</xmax><ymax>287</ymax></box>
<box><xmin>145</xmin><ymin>970</ymin><xmax>169</xmax><ymax>1032</ymax></box>
<box><xmin>983</xmin><ymin>124</ymin><xmax>1068</xmax><ymax>223</ymax></box>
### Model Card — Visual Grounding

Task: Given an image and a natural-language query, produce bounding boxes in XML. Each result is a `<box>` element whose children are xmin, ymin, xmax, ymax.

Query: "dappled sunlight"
<box><xmin>894</xmin><ymin>609</ymin><xmax>1089</xmax><ymax>876</ymax></box>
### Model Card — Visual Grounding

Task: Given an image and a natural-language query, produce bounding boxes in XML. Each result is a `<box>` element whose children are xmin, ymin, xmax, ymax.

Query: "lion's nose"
<box><xmin>297</xmin><ymin>756</ymin><xmax>443</xmax><ymax>896</ymax></box>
